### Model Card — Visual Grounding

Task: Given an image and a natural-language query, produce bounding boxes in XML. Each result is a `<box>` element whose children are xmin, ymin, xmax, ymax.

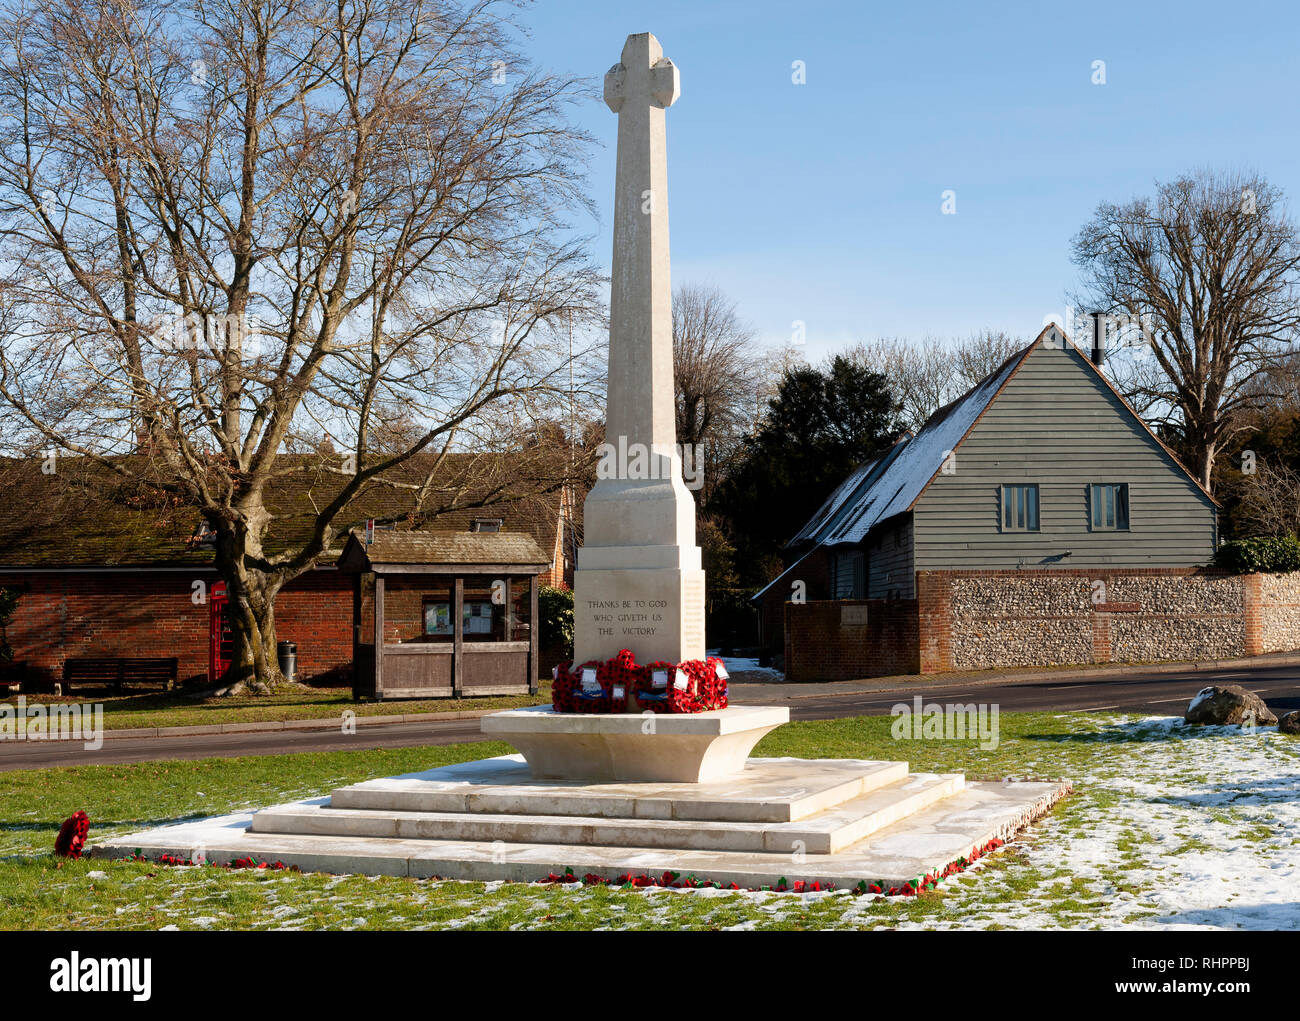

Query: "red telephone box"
<box><xmin>209</xmin><ymin>581</ymin><xmax>234</xmax><ymax>684</ymax></box>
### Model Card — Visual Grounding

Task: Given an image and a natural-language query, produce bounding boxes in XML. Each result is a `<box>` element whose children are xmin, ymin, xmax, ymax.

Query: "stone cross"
<box><xmin>572</xmin><ymin>33</ymin><xmax>705</xmax><ymax>666</ymax></box>
<box><xmin>602</xmin><ymin>33</ymin><xmax>680</xmax><ymax>474</ymax></box>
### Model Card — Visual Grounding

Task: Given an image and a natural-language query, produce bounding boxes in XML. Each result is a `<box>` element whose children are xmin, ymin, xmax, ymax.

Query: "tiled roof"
<box><xmin>350</xmin><ymin>530</ymin><xmax>550</xmax><ymax>566</ymax></box>
<box><xmin>0</xmin><ymin>453</ymin><xmax>579</xmax><ymax>568</ymax></box>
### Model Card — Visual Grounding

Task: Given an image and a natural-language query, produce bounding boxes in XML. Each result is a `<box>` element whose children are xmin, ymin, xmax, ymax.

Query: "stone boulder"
<box><xmin>1184</xmin><ymin>685</ymin><xmax>1278</xmax><ymax>727</ymax></box>
<box><xmin>1279</xmin><ymin>711</ymin><xmax>1300</xmax><ymax>736</ymax></box>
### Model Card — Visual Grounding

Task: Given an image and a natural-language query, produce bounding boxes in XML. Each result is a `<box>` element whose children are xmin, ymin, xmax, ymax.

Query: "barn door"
<box><xmin>209</xmin><ymin>581</ymin><xmax>234</xmax><ymax>684</ymax></box>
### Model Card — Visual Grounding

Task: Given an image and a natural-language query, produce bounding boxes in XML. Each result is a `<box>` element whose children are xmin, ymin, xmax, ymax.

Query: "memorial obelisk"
<box><xmin>573</xmin><ymin>33</ymin><xmax>706</xmax><ymax>666</ymax></box>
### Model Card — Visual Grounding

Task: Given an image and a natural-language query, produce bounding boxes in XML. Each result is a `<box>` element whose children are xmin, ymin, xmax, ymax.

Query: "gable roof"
<box><xmin>0</xmin><ymin>453</ymin><xmax>579</xmax><ymax>569</ymax></box>
<box><xmin>778</xmin><ymin>323</ymin><xmax>1218</xmax><ymax>558</ymax></box>
<box><xmin>787</xmin><ymin>335</ymin><xmax>1034</xmax><ymax>551</ymax></box>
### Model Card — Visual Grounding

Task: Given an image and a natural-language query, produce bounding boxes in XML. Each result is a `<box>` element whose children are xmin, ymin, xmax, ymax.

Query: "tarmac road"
<box><xmin>0</xmin><ymin>717</ymin><xmax>489</xmax><ymax>771</ymax></box>
<box><xmin>776</xmin><ymin>662</ymin><xmax>1300</xmax><ymax>720</ymax></box>
<box><xmin>1</xmin><ymin>659</ymin><xmax>1297</xmax><ymax>770</ymax></box>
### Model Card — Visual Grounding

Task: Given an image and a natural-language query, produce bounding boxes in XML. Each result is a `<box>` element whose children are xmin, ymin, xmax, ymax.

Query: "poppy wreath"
<box><xmin>551</xmin><ymin>651</ymin><xmax>728</xmax><ymax>714</ymax></box>
<box><xmin>633</xmin><ymin>660</ymin><xmax>678</xmax><ymax>714</ymax></box>
<box><xmin>551</xmin><ymin>659</ymin><xmax>611</xmax><ymax>714</ymax></box>
<box><xmin>702</xmin><ymin>656</ymin><xmax>730</xmax><ymax>710</ymax></box>
<box><xmin>54</xmin><ymin>810</ymin><xmax>90</xmax><ymax>859</ymax></box>
<box><xmin>667</xmin><ymin>659</ymin><xmax>730</xmax><ymax>713</ymax></box>
<box><xmin>550</xmin><ymin>660</ymin><xmax>576</xmax><ymax>712</ymax></box>
<box><xmin>601</xmin><ymin>649</ymin><xmax>639</xmax><ymax>713</ymax></box>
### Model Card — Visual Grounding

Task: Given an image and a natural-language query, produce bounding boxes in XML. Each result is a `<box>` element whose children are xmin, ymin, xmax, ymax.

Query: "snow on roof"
<box><xmin>793</xmin><ymin>339</ymin><xmax>1033</xmax><ymax>549</ymax></box>
<box><xmin>786</xmin><ymin>439</ymin><xmax>906</xmax><ymax>547</ymax></box>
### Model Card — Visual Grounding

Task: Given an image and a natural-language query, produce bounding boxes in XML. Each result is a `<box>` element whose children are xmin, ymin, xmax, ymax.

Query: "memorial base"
<box><xmin>93</xmin><ymin>755</ymin><xmax>1070</xmax><ymax>889</ymax></box>
<box><xmin>479</xmin><ymin>705</ymin><xmax>788</xmax><ymax>782</ymax></box>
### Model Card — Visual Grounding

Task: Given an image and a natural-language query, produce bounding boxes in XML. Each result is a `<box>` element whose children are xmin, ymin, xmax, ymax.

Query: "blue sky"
<box><xmin>521</xmin><ymin>0</ymin><xmax>1300</xmax><ymax>361</ymax></box>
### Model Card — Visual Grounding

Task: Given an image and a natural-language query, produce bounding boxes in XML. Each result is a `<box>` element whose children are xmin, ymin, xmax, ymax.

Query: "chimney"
<box><xmin>1090</xmin><ymin>312</ymin><xmax>1106</xmax><ymax>368</ymax></box>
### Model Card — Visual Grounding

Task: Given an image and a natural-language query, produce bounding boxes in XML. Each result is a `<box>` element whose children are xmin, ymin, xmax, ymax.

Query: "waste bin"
<box><xmin>277</xmin><ymin>641</ymin><xmax>297</xmax><ymax>684</ymax></box>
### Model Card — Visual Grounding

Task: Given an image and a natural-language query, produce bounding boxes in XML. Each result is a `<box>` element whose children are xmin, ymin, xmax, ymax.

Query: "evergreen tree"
<box><xmin>713</xmin><ymin>356</ymin><xmax>903</xmax><ymax>587</ymax></box>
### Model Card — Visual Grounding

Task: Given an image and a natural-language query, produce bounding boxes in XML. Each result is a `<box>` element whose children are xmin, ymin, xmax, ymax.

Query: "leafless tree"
<box><xmin>953</xmin><ymin>330</ymin><xmax>1022</xmax><ymax>389</ymax></box>
<box><xmin>845</xmin><ymin>330</ymin><xmax>1023</xmax><ymax>429</ymax></box>
<box><xmin>1234</xmin><ymin>460</ymin><xmax>1300</xmax><ymax>537</ymax></box>
<box><xmin>0</xmin><ymin>0</ymin><xmax>602</xmax><ymax>690</ymax></box>
<box><xmin>1072</xmin><ymin>170</ymin><xmax>1300</xmax><ymax>490</ymax></box>
<box><xmin>671</xmin><ymin>283</ymin><xmax>761</xmax><ymax>501</ymax></box>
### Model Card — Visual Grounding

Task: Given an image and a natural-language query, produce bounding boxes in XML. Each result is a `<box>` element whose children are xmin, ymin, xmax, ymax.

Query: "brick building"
<box><xmin>0</xmin><ymin>454</ymin><xmax>580</xmax><ymax>690</ymax></box>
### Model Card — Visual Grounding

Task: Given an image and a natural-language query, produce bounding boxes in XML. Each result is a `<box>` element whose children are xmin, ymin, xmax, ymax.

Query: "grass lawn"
<box><xmin>0</xmin><ymin>684</ymin><xmax>550</xmax><ymax>731</ymax></box>
<box><xmin>1</xmin><ymin>711</ymin><xmax>1297</xmax><ymax>930</ymax></box>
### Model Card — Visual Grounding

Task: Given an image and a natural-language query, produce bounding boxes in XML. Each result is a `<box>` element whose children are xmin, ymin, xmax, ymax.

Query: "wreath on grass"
<box><xmin>54</xmin><ymin>810</ymin><xmax>90</xmax><ymax>859</ymax></box>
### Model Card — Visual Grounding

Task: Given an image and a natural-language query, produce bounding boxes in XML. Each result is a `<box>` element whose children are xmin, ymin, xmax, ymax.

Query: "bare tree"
<box><xmin>953</xmin><ymin>330</ymin><xmax>1022</xmax><ymax>389</ymax></box>
<box><xmin>846</xmin><ymin>330</ymin><xmax>1023</xmax><ymax>429</ymax></box>
<box><xmin>671</xmin><ymin>283</ymin><xmax>761</xmax><ymax>501</ymax></box>
<box><xmin>1072</xmin><ymin>170</ymin><xmax>1300</xmax><ymax>490</ymax></box>
<box><xmin>0</xmin><ymin>0</ymin><xmax>601</xmax><ymax>690</ymax></box>
<box><xmin>1234</xmin><ymin>460</ymin><xmax>1300</xmax><ymax>537</ymax></box>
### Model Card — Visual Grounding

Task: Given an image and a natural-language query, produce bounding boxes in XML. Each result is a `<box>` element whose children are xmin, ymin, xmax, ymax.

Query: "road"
<box><xmin>0</xmin><ymin>717</ymin><xmax>487</xmax><ymax>771</ymax></box>
<box><xmin>776</xmin><ymin>661</ymin><xmax>1300</xmax><ymax>721</ymax></box>
<box><xmin>1</xmin><ymin>660</ymin><xmax>1297</xmax><ymax>770</ymax></box>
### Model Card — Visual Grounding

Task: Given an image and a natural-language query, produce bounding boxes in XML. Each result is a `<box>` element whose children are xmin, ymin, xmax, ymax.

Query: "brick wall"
<box><xmin>0</xmin><ymin>569</ymin><xmax>354</xmax><ymax>688</ymax></box>
<box><xmin>274</xmin><ymin>571</ymin><xmax>356</xmax><ymax>684</ymax></box>
<box><xmin>760</xmin><ymin>549</ymin><xmax>831</xmax><ymax>654</ymax></box>
<box><xmin>782</xmin><ymin>567</ymin><xmax>1300</xmax><ymax>681</ymax></box>
<box><xmin>783</xmin><ymin>598</ymin><xmax>919</xmax><ymax>681</ymax></box>
<box><xmin>1256</xmin><ymin>572</ymin><xmax>1300</xmax><ymax>654</ymax></box>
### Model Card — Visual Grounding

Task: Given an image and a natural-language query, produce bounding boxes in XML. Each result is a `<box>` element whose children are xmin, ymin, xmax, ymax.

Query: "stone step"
<box><xmin>95</xmin><ymin>778</ymin><xmax>1071</xmax><ymax>889</ymax></box>
<box><xmin>250</xmin><ymin>773</ymin><xmax>964</xmax><ymax>854</ymax></box>
<box><xmin>328</xmin><ymin>757</ymin><xmax>909</xmax><ymax>824</ymax></box>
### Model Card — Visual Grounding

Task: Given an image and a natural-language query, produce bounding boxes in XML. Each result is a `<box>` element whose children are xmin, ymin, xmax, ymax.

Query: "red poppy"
<box><xmin>53</xmin><ymin>810</ymin><xmax>90</xmax><ymax>859</ymax></box>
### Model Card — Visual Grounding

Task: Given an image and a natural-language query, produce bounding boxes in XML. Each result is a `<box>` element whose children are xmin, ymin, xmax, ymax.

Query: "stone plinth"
<box><xmin>93</xmin><ymin>754</ymin><xmax>1071</xmax><ymax>888</ymax></box>
<box><xmin>479</xmin><ymin>705</ymin><xmax>788</xmax><ymax>783</ymax></box>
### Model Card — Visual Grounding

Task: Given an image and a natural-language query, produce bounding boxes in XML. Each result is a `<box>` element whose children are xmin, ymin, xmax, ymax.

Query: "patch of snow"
<box><xmin>719</xmin><ymin>655</ymin><xmax>782</xmax><ymax>677</ymax></box>
<box><xmin>1188</xmin><ymin>687</ymin><xmax>1216</xmax><ymax>712</ymax></box>
<box><xmin>893</xmin><ymin>715</ymin><xmax>1300</xmax><ymax>931</ymax></box>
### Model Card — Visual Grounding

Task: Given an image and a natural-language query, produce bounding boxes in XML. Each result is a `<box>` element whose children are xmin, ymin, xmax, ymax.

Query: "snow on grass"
<box><xmin>894</xmin><ymin>715</ymin><xmax>1300</xmax><ymax>931</ymax></box>
<box><xmin>716</xmin><ymin>654</ymin><xmax>783</xmax><ymax>677</ymax></box>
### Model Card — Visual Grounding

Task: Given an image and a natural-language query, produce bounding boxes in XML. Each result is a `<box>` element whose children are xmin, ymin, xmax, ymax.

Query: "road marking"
<box><xmin>1078</xmin><ymin>705</ymin><xmax>1120</xmax><ymax>712</ymax></box>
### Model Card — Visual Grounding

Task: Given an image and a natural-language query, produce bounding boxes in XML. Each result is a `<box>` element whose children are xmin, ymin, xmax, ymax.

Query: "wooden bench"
<box><xmin>0</xmin><ymin>661</ymin><xmax>25</xmax><ymax>693</ymax></box>
<box><xmin>63</xmin><ymin>657</ymin><xmax>178</xmax><ymax>692</ymax></box>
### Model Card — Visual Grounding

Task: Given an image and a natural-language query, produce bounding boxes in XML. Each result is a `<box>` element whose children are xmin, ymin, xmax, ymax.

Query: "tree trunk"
<box><xmin>212</xmin><ymin>506</ymin><xmax>292</xmax><ymax>695</ymax></box>
<box><xmin>227</xmin><ymin>576</ymin><xmax>283</xmax><ymax>693</ymax></box>
<box><xmin>1186</xmin><ymin>414</ymin><xmax>1218</xmax><ymax>493</ymax></box>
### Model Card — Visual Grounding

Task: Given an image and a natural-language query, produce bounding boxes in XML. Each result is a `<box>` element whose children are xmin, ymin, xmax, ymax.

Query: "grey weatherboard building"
<box><xmin>758</xmin><ymin>324</ymin><xmax>1220</xmax><ymax>608</ymax></box>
